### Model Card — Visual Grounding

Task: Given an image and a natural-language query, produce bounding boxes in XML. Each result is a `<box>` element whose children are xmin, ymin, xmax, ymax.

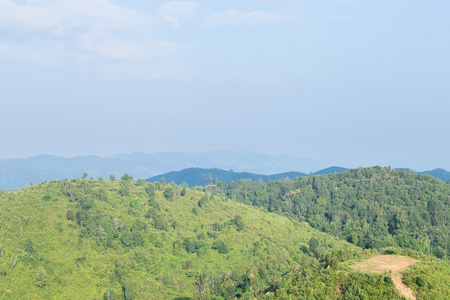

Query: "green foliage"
<box><xmin>35</xmin><ymin>266</ymin><xmax>47</xmax><ymax>288</ymax></box>
<box><xmin>2</xmin><ymin>175</ymin><xmax>446</xmax><ymax>299</ymax></box>
<box><xmin>135</xmin><ymin>179</ymin><xmax>146</xmax><ymax>186</ymax></box>
<box><xmin>211</xmin><ymin>167</ymin><xmax>450</xmax><ymax>259</ymax></box>
<box><xmin>119</xmin><ymin>187</ymin><xmax>129</xmax><ymax>197</ymax></box>
<box><xmin>120</xmin><ymin>232</ymin><xmax>144</xmax><ymax>248</ymax></box>
<box><xmin>231</xmin><ymin>215</ymin><xmax>245</xmax><ymax>231</ymax></box>
<box><xmin>402</xmin><ymin>256</ymin><xmax>450</xmax><ymax>299</ymax></box>
<box><xmin>103</xmin><ymin>289</ymin><xmax>115</xmax><ymax>300</ymax></box>
<box><xmin>198</xmin><ymin>194</ymin><xmax>208</xmax><ymax>208</ymax></box>
<box><xmin>309</xmin><ymin>237</ymin><xmax>319</xmax><ymax>254</ymax></box>
<box><xmin>164</xmin><ymin>186</ymin><xmax>176</xmax><ymax>200</ymax></box>
<box><xmin>145</xmin><ymin>183</ymin><xmax>156</xmax><ymax>198</ymax></box>
<box><xmin>41</xmin><ymin>194</ymin><xmax>52</xmax><ymax>201</ymax></box>
<box><xmin>130</xmin><ymin>219</ymin><xmax>147</xmax><ymax>232</ymax></box>
<box><xmin>124</xmin><ymin>280</ymin><xmax>135</xmax><ymax>300</ymax></box>
<box><xmin>211</xmin><ymin>239</ymin><xmax>229</xmax><ymax>254</ymax></box>
<box><xmin>121</xmin><ymin>174</ymin><xmax>133</xmax><ymax>181</ymax></box>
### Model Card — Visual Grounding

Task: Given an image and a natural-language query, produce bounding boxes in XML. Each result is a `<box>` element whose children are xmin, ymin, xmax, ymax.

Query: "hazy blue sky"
<box><xmin>1</xmin><ymin>0</ymin><xmax>449</xmax><ymax>170</ymax></box>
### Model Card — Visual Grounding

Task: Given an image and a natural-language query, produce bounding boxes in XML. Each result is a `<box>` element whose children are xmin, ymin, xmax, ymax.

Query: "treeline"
<box><xmin>204</xmin><ymin>167</ymin><xmax>450</xmax><ymax>259</ymax></box>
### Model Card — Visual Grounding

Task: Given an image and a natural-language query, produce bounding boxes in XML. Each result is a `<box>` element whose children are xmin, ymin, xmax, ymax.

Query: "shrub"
<box><xmin>35</xmin><ymin>266</ymin><xmax>47</xmax><ymax>288</ymax></box>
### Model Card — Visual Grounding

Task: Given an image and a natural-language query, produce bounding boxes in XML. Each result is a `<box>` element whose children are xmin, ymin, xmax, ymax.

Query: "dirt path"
<box><xmin>351</xmin><ymin>255</ymin><xmax>418</xmax><ymax>300</ymax></box>
<box><xmin>392</xmin><ymin>274</ymin><xmax>416</xmax><ymax>300</ymax></box>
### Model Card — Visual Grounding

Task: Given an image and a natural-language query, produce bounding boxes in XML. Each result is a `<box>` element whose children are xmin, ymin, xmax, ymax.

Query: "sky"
<box><xmin>0</xmin><ymin>0</ymin><xmax>449</xmax><ymax>171</ymax></box>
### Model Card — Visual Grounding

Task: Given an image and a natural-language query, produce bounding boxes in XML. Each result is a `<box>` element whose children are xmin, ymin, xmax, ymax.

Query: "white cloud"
<box><xmin>157</xmin><ymin>1</ymin><xmax>201</xmax><ymax>28</ymax></box>
<box><xmin>0</xmin><ymin>0</ymin><xmax>184</xmax><ymax>80</ymax></box>
<box><xmin>203</xmin><ymin>10</ymin><xmax>293</xmax><ymax>27</ymax></box>
<box><xmin>0</xmin><ymin>0</ymin><xmax>146</xmax><ymax>35</ymax></box>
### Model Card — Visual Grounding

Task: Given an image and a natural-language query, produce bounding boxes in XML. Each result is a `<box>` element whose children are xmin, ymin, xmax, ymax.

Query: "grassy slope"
<box><xmin>0</xmin><ymin>179</ymin><xmax>356</xmax><ymax>299</ymax></box>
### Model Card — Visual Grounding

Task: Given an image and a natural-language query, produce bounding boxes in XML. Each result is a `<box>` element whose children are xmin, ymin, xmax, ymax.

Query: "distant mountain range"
<box><xmin>146</xmin><ymin>166</ymin><xmax>348</xmax><ymax>187</ymax></box>
<box><xmin>0</xmin><ymin>151</ymin><xmax>319</xmax><ymax>190</ymax></box>
<box><xmin>0</xmin><ymin>152</ymin><xmax>448</xmax><ymax>190</ymax></box>
<box><xmin>148</xmin><ymin>166</ymin><xmax>450</xmax><ymax>187</ymax></box>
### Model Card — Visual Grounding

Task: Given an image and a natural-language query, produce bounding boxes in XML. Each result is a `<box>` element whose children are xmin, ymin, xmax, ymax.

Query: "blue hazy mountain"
<box><xmin>147</xmin><ymin>168</ymin><xmax>307</xmax><ymax>186</ymax></box>
<box><xmin>146</xmin><ymin>167</ymin><xmax>353</xmax><ymax>187</ymax></box>
<box><xmin>1</xmin><ymin>152</ymin><xmax>448</xmax><ymax>190</ymax></box>
<box><xmin>0</xmin><ymin>151</ymin><xmax>319</xmax><ymax>190</ymax></box>
<box><xmin>313</xmin><ymin>166</ymin><xmax>348</xmax><ymax>175</ymax></box>
<box><xmin>420</xmin><ymin>168</ymin><xmax>450</xmax><ymax>182</ymax></box>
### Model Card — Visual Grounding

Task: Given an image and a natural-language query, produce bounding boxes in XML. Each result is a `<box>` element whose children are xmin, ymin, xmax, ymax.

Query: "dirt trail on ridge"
<box><xmin>351</xmin><ymin>255</ymin><xmax>418</xmax><ymax>300</ymax></box>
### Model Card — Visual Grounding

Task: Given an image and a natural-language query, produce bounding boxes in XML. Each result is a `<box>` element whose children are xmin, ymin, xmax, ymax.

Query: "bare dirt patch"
<box><xmin>351</xmin><ymin>255</ymin><xmax>419</xmax><ymax>300</ymax></box>
<box><xmin>351</xmin><ymin>255</ymin><xmax>418</xmax><ymax>273</ymax></box>
<box><xmin>392</xmin><ymin>274</ymin><xmax>417</xmax><ymax>300</ymax></box>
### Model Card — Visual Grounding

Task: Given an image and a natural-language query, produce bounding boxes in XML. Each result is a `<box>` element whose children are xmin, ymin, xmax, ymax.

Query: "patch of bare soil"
<box><xmin>351</xmin><ymin>255</ymin><xmax>418</xmax><ymax>273</ymax></box>
<box><xmin>351</xmin><ymin>255</ymin><xmax>418</xmax><ymax>300</ymax></box>
<box><xmin>392</xmin><ymin>274</ymin><xmax>416</xmax><ymax>300</ymax></box>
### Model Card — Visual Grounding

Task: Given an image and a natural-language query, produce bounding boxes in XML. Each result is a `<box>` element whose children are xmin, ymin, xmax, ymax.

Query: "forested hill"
<box><xmin>0</xmin><ymin>174</ymin><xmax>449</xmax><ymax>299</ymax></box>
<box><xmin>146</xmin><ymin>168</ymin><xmax>307</xmax><ymax>187</ymax></box>
<box><xmin>0</xmin><ymin>176</ymin><xmax>356</xmax><ymax>299</ymax></box>
<box><xmin>204</xmin><ymin>167</ymin><xmax>450</xmax><ymax>260</ymax></box>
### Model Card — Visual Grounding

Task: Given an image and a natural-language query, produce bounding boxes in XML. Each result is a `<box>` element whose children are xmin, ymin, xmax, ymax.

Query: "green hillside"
<box><xmin>204</xmin><ymin>167</ymin><xmax>450</xmax><ymax>259</ymax></box>
<box><xmin>0</xmin><ymin>177</ymin><xmax>356</xmax><ymax>299</ymax></box>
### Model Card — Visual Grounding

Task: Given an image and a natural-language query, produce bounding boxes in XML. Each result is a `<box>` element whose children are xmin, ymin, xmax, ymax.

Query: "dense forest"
<box><xmin>204</xmin><ymin>167</ymin><xmax>449</xmax><ymax>260</ymax></box>
<box><xmin>0</xmin><ymin>167</ymin><xmax>448</xmax><ymax>299</ymax></box>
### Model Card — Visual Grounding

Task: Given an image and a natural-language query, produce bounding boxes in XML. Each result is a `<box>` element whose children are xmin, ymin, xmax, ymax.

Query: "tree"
<box><xmin>82</xmin><ymin>173</ymin><xmax>88</xmax><ymax>179</ymax></box>
<box><xmin>232</xmin><ymin>215</ymin><xmax>245</xmax><ymax>231</ymax></box>
<box><xmin>135</xmin><ymin>179</ymin><xmax>146</xmax><ymax>186</ymax></box>
<box><xmin>66</xmin><ymin>209</ymin><xmax>75</xmax><ymax>221</ymax></box>
<box><xmin>206</xmin><ymin>173</ymin><xmax>213</xmax><ymax>185</ymax></box>
<box><xmin>164</xmin><ymin>186</ymin><xmax>175</xmax><ymax>200</ymax></box>
<box><xmin>109</xmin><ymin>175</ymin><xmax>115</xmax><ymax>181</ymax></box>
<box><xmin>121</xmin><ymin>174</ymin><xmax>133</xmax><ymax>181</ymax></box>
<box><xmin>96</xmin><ymin>225</ymin><xmax>108</xmax><ymax>242</ymax></box>
<box><xmin>351</xmin><ymin>233</ymin><xmax>359</xmax><ymax>246</ymax></box>
<box><xmin>212</xmin><ymin>239</ymin><xmax>229</xmax><ymax>254</ymax></box>
<box><xmin>36</xmin><ymin>266</ymin><xmax>47</xmax><ymax>288</ymax></box>
<box><xmin>124</xmin><ymin>280</ymin><xmax>135</xmax><ymax>300</ymax></box>
<box><xmin>309</xmin><ymin>237</ymin><xmax>319</xmax><ymax>254</ymax></box>
<box><xmin>146</xmin><ymin>184</ymin><xmax>156</xmax><ymax>198</ymax></box>
<box><xmin>10</xmin><ymin>256</ymin><xmax>17</xmax><ymax>273</ymax></box>
<box><xmin>103</xmin><ymin>289</ymin><xmax>115</xmax><ymax>300</ymax></box>
<box><xmin>195</xmin><ymin>271</ymin><xmax>211</xmax><ymax>300</ymax></box>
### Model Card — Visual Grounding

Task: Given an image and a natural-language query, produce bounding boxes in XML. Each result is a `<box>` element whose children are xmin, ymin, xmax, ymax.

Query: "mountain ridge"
<box><xmin>1</xmin><ymin>152</ymin><xmax>449</xmax><ymax>191</ymax></box>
